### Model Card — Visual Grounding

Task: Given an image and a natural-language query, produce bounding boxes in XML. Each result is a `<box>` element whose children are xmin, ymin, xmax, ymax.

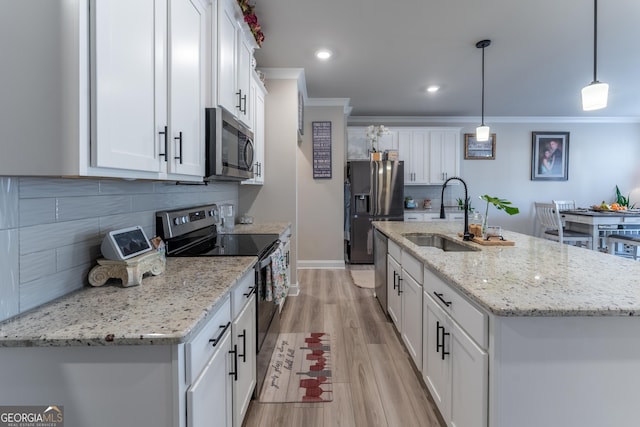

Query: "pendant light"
<box><xmin>582</xmin><ymin>0</ymin><xmax>608</xmax><ymax>111</ymax></box>
<box><xmin>476</xmin><ymin>40</ymin><xmax>491</xmax><ymax>142</ymax></box>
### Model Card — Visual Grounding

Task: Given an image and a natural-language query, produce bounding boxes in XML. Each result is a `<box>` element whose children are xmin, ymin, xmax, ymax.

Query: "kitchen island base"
<box><xmin>490</xmin><ymin>314</ymin><xmax>640</xmax><ymax>427</ymax></box>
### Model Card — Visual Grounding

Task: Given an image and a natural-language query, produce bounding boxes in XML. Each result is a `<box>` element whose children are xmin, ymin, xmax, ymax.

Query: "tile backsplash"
<box><xmin>0</xmin><ymin>177</ymin><xmax>239</xmax><ymax>322</ymax></box>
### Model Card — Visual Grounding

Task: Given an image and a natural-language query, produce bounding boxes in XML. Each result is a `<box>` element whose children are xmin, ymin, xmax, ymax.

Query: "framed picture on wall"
<box><xmin>531</xmin><ymin>131</ymin><xmax>569</xmax><ymax>181</ymax></box>
<box><xmin>464</xmin><ymin>133</ymin><xmax>496</xmax><ymax>159</ymax></box>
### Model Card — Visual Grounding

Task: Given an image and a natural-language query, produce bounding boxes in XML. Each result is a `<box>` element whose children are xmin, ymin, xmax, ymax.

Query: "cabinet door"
<box><xmin>398</xmin><ymin>131</ymin><xmax>414</xmax><ymax>183</ymax></box>
<box><xmin>168</xmin><ymin>0</ymin><xmax>205</xmax><ymax>177</ymax></box>
<box><xmin>217</xmin><ymin>0</ymin><xmax>238</xmax><ymax>113</ymax></box>
<box><xmin>449</xmin><ymin>319</ymin><xmax>488</xmax><ymax>427</ymax></box>
<box><xmin>404</xmin><ymin>212</ymin><xmax>424</xmax><ymax>222</ymax></box>
<box><xmin>423</xmin><ymin>292</ymin><xmax>451</xmax><ymax>419</ymax></box>
<box><xmin>401</xmin><ymin>271</ymin><xmax>422</xmax><ymax>370</ymax></box>
<box><xmin>236</xmin><ymin>37</ymin><xmax>252</xmax><ymax>126</ymax></box>
<box><xmin>387</xmin><ymin>254</ymin><xmax>402</xmax><ymax>330</ymax></box>
<box><xmin>429</xmin><ymin>130</ymin><xmax>460</xmax><ymax>184</ymax></box>
<box><xmin>398</xmin><ymin>131</ymin><xmax>428</xmax><ymax>184</ymax></box>
<box><xmin>232</xmin><ymin>293</ymin><xmax>256</xmax><ymax>427</ymax></box>
<box><xmin>91</xmin><ymin>0</ymin><xmax>165</xmax><ymax>173</ymax></box>
<box><xmin>187</xmin><ymin>329</ymin><xmax>233</xmax><ymax>427</ymax></box>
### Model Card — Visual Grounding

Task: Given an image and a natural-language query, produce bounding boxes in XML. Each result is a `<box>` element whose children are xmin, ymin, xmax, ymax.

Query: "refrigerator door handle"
<box><xmin>370</xmin><ymin>161</ymin><xmax>379</xmax><ymax>216</ymax></box>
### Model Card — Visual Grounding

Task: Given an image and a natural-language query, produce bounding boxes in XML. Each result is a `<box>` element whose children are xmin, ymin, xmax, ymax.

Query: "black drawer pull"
<box><xmin>238</xmin><ymin>329</ymin><xmax>247</xmax><ymax>363</ymax></box>
<box><xmin>158</xmin><ymin>125</ymin><xmax>168</xmax><ymax>161</ymax></box>
<box><xmin>209</xmin><ymin>321</ymin><xmax>231</xmax><ymax>347</ymax></box>
<box><xmin>229</xmin><ymin>344</ymin><xmax>238</xmax><ymax>381</ymax></box>
<box><xmin>393</xmin><ymin>271</ymin><xmax>398</xmax><ymax>290</ymax></box>
<box><xmin>434</xmin><ymin>292</ymin><xmax>452</xmax><ymax>307</ymax></box>
<box><xmin>243</xmin><ymin>286</ymin><xmax>255</xmax><ymax>298</ymax></box>
<box><xmin>397</xmin><ymin>277</ymin><xmax>403</xmax><ymax>295</ymax></box>
<box><xmin>174</xmin><ymin>131</ymin><xmax>183</xmax><ymax>164</ymax></box>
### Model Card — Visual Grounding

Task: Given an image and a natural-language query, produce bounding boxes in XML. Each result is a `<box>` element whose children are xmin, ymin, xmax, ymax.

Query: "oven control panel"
<box><xmin>156</xmin><ymin>204</ymin><xmax>219</xmax><ymax>239</ymax></box>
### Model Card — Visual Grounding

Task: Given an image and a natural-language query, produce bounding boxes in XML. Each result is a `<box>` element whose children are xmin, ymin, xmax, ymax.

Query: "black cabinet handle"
<box><xmin>229</xmin><ymin>344</ymin><xmax>238</xmax><ymax>381</ymax></box>
<box><xmin>238</xmin><ymin>329</ymin><xmax>247</xmax><ymax>363</ymax></box>
<box><xmin>397</xmin><ymin>276</ymin><xmax>403</xmax><ymax>295</ymax></box>
<box><xmin>158</xmin><ymin>126</ymin><xmax>168</xmax><ymax>161</ymax></box>
<box><xmin>393</xmin><ymin>271</ymin><xmax>398</xmax><ymax>290</ymax></box>
<box><xmin>174</xmin><ymin>132</ymin><xmax>183</xmax><ymax>164</ymax></box>
<box><xmin>236</xmin><ymin>90</ymin><xmax>243</xmax><ymax>111</ymax></box>
<box><xmin>241</xmin><ymin>93</ymin><xmax>247</xmax><ymax>113</ymax></box>
<box><xmin>243</xmin><ymin>286</ymin><xmax>255</xmax><ymax>298</ymax></box>
<box><xmin>434</xmin><ymin>292</ymin><xmax>452</xmax><ymax>307</ymax></box>
<box><xmin>285</xmin><ymin>250</ymin><xmax>290</xmax><ymax>267</ymax></box>
<box><xmin>436</xmin><ymin>321</ymin><xmax>450</xmax><ymax>360</ymax></box>
<box><xmin>209</xmin><ymin>321</ymin><xmax>231</xmax><ymax>347</ymax></box>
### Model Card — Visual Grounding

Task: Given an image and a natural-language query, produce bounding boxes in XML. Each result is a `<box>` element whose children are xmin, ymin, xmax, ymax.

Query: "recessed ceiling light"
<box><xmin>426</xmin><ymin>85</ymin><xmax>440</xmax><ymax>93</ymax></box>
<box><xmin>315</xmin><ymin>49</ymin><xmax>333</xmax><ymax>60</ymax></box>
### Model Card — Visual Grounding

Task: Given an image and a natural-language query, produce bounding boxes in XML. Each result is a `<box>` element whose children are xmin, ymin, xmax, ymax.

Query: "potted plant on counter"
<box><xmin>479</xmin><ymin>195</ymin><xmax>519</xmax><ymax>239</ymax></box>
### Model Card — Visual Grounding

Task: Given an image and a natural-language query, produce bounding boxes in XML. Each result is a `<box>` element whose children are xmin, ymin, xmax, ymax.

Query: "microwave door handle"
<box><xmin>244</xmin><ymin>140</ymin><xmax>255</xmax><ymax>170</ymax></box>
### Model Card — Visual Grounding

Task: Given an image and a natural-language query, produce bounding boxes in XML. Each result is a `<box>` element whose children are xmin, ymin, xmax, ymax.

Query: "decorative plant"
<box><xmin>615</xmin><ymin>185</ymin><xmax>636</xmax><ymax>209</ymax></box>
<box><xmin>238</xmin><ymin>0</ymin><xmax>265</xmax><ymax>47</ymax></box>
<box><xmin>479</xmin><ymin>195</ymin><xmax>519</xmax><ymax>236</ymax></box>
<box><xmin>457</xmin><ymin>197</ymin><xmax>474</xmax><ymax>212</ymax></box>
<box><xmin>365</xmin><ymin>125</ymin><xmax>390</xmax><ymax>153</ymax></box>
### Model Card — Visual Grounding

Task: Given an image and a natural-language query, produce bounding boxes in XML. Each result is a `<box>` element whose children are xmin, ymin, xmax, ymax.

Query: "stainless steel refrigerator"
<box><xmin>346</xmin><ymin>160</ymin><xmax>404</xmax><ymax>264</ymax></box>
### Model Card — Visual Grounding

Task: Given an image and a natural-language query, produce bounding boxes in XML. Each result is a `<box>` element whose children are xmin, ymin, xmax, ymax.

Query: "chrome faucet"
<box><xmin>439</xmin><ymin>176</ymin><xmax>472</xmax><ymax>241</ymax></box>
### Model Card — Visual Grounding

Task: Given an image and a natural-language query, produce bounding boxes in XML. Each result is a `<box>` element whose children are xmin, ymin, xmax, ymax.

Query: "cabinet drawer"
<box><xmin>402</xmin><ymin>251</ymin><xmax>423</xmax><ymax>284</ymax></box>
<box><xmin>423</xmin><ymin>268</ymin><xmax>487</xmax><ymax>349</ymax></box>
<box><xmin>231</xmin><ymin>270</ymin><xmax>256</xmax><ymax>318</ymax></box>
<box><xmin>388</xmin><ymin>239</ymin><xmax>402</xmax><ymax>261</ymax></box>
<box><xmin>404</xmin><ymin>213</ymin><xmax>424</xmax><ymax>222</ymax></box>
<box><xmin>186</xmin><ymin>295</ymin><xmax>232</xmax><ymax>384</ymax></box>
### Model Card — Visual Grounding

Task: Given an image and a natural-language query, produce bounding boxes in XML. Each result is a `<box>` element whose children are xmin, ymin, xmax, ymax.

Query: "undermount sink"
<box><xmin>402</xmin><ymin>233</ymin><xmax>479</xmax><ymax>252</ymax></box>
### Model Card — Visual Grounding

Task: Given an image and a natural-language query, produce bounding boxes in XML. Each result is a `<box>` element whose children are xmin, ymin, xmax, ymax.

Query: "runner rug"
<box><xmin>259</xmin><ymin>332</ymin><xmax>333</xmax><ymax>403</ymax></box>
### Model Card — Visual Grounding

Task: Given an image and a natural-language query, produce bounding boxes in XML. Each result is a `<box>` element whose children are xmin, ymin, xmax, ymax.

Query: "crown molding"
<box><xmin>259</xmin><ymin>67</ymin><xmax>307</xmax><ymax>99</ymax></box>
<box><xmin>306</xmin><ymin>98</ymin><xmax>352</xmax><ymax>115</ymax></box>
<box><xmin>347</xmin><ymin>115</ymin><xmax>640</xmax><ymax>125</ymax></box>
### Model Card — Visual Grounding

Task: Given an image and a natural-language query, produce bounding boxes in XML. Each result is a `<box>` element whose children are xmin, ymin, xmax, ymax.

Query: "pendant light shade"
<box><xmin>476</xmin><ymin>40</ymin><xmax>491</xmax><ymax>142</ymax></box>
<box><xmin>582</xmin><ymin>0</ymin><xmax>608</xmax><ymax>111</ymax></box>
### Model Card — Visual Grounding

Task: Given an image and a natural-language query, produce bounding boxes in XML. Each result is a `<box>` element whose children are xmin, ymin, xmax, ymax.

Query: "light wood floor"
<box><xmin>243</xmin><ymin>269</ymin><xmax>445</xmax><ymax>427</ymax></box>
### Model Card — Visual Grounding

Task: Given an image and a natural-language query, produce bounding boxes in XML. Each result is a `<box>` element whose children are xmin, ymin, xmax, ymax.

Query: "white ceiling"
<box><xmin>253</xmin><ymin>0</ymin><xmax>640</xmax><ymax>118</ymax></box>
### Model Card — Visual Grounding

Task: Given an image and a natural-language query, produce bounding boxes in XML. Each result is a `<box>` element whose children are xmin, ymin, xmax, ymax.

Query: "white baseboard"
<box><xmin>287</xmin><ymin>282</ymin><xmax>300</xmax><ymax>296</ymax></box>
<box><xmin>297</xmin><ymin>260</ymin><xmax>346</xmax><ymax>269</ymax></box>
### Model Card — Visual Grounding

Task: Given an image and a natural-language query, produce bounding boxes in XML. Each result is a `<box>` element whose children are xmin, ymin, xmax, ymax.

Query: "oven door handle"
<box><xmin>257</xmin><ymin>240</ymin><xmax>282</xmax><ymax>269</ymax></box>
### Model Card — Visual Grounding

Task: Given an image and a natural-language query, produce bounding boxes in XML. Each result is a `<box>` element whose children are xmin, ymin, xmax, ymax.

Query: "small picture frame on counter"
<box><xmin>464</xmin><ymin>133</ymin><xmax>496</xmax><ymax>160</ymax></box>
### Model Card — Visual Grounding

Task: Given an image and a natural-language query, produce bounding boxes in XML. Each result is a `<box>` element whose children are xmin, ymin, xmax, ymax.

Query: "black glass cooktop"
<box><xmin>169</xmin><ymin>232</ymin><xmax>279</xmax><ymax>257</ymax></box>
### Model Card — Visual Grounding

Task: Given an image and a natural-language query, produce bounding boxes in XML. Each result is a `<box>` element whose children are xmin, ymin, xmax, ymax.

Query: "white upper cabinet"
<box><xmin>242</xmin><ymin>73</ymin><xmax>266</xmax><ymax>185</ymax></box>
<box><xmin>93</xmin><ymin>0</ymin><xmax>206</xmax><ymax>179</ymax></box>
<box><xmin>398</xmin><ymin>130</ymin><xmax>428</xmax><ymax>184</ymax></box>
<box><xmin>428</xmin><ymin>130</ymin><xmax>460</xmax><ymax>184</ymax></box>
<box><xmin>396</xmin><ymin>127</ymin><xmax>461</xmax><ymax>185</ymax></box>
<box><xmin>0</xmin><ymin>0</ymin><xmax>206</xmax><ymax>180</ymax></box>
<box><xmin>216</xmin><ymin>0</ymin><xmax>257</xmax><ymax>128</ymax></box>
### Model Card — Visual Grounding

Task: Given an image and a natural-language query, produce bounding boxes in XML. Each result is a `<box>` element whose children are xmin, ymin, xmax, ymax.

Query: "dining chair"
<box><xmin>534</xmin><ymin>202</ymin><xmax>592</xmax><ymax>248</ymax></box>
<box><xmin>552</xmin><ymin>200</ymin><xmax>576</xmax><ymax>211</ymax></box>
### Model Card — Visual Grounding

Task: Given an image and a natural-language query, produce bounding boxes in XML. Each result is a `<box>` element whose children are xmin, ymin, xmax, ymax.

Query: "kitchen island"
<box><xmin>374</xmin><ymin>221</ymin><xmax>640</xmax><ymax>427</ymax></box>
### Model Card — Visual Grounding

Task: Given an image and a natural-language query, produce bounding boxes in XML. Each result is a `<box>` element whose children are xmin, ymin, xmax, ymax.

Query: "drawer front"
<box><xmin>404</xmin><ymin>213</ymin><xmax>424</xmax><ymax>222</ymax></box>
<box><xmin>186</xmin><ymin>295</ymin><xmax>232</xmax><ymax>384</ymax></box>
<box><xmin>231</xmin><ymin>270</ymin><xmax>256</xmax><ymax>318</ymax></box>
<box><xmin>388</xmin><ymin>239</ymin><xmax>402</xmax><ymax>261</ymax></box>
<box><xmin>423</xmin><ymin>267</ymin><xmax>487</xmax><ymax>349</ymax></box>
<box><xmin>402</xmin><ymin>251</ymin><xmax>423</xmax><ymax>284</ymax></box>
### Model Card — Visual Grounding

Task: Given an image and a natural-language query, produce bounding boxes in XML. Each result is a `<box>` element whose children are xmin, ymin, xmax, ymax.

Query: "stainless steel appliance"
<box><xmin>156</xmin><ymin>204</ymin><xmax>281</xmax><ymax>396</ymax></box>
<box><xmin>346</xmin><ymin>160</ymin><xmax>404</xmax><ymax>264</ymax></box>
<box><xmin>205</xmin><ymin>107</ymin><xmax>254</xmax><ymax>181</ymax></box>
<box><xmin>374</xmin><ymin>229</ymin><xmax>388</xmax><ymax>315</ymax></box>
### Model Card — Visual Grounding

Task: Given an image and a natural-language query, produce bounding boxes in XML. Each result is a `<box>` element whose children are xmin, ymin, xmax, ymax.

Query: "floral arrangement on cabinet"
<box><xmin>365</xmin><ymin>125</ymin><xmax>390</xmax><ymax>153</ymax></box>
<box><xmin>238</xmin><ymin>0</ymin><xmax>265</xmax><ymax>47</ymax></box>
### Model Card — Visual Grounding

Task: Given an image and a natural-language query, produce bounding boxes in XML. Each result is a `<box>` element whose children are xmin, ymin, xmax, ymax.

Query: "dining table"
<box><xmin>561</xmin><ymin>208</ymin><xmax>640</xmax><ymax>251</ymax></box>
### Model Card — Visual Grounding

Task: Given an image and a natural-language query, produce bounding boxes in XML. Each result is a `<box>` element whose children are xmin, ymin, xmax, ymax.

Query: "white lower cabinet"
<box><xmin>232</xmin><ymin>292</ymin><xmax>256</xmax><ymax>427</ymax></box>
<box><xmin>400</xmin><ymin>267</ymin><xmax>422</xmax><ymax>369</ymax></box>
<box><xmin>387</xmin><ymin>250</ymin><xmax>402</xmax><ymax>329</ymax></box>
<box><xmin>187</xmin><ymin>326</ymin><xmax>233</xmax><ymax>427</ymax></box>
<box><xmin>422</xmin><ymin>269</ymin><xmax>488</xmax><ymax>427</ymax></box>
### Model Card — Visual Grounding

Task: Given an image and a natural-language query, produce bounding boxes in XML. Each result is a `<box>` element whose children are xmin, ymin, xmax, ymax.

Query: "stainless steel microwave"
<box><xmin>205</xmin><ymin>107</ymin><xmax>254</xmax><ymax>181</ymax></box>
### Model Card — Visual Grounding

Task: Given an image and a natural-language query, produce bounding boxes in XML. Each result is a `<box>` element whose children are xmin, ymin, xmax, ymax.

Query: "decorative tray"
<box><xmin>458</xmin><ymin>233</ymin><xmax>515</xmax><ymax>246</ymax></box>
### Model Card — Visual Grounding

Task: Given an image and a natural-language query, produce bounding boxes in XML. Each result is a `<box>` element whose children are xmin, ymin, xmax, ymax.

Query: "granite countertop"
<box><xmin>0</xmin><ymin>257</ymin><xmax>257</xmax><ymax>347</ymax></box>
<box><xmin>0</xmin><ymin>222</ymin><xmax>292</xmax><ymax>348</ymax></box>
<box><xmin>373</xmin><ymin>221</ymin><xmax>640</xmax><ymax>317</ymax></box>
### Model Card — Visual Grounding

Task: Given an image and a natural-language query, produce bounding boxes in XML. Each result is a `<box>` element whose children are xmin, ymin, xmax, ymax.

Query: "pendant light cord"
<box><xmin>481</xmin><ymin>46</ymin><xmax>485</xmax><ymax>125</ymax></box>
<box><xmin>592</xmin><ymin>0</ymin><xmax>598</xmax><ymax>83</ymax></box>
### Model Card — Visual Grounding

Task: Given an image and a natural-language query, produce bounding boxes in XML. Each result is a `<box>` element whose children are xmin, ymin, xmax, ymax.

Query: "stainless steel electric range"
<box><xmin>156</xmin><ymin>203</ymin><xmax>281</xmax><ymax>396</ymax></box>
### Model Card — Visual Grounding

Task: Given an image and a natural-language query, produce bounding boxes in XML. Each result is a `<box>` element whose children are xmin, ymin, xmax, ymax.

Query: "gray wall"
<box><xmin>0</xmin><ymin>177</ymin><xmax>238</xmax><ymax>322</ymax></box>
<box><xmin>297</xmin><ymin>105</ymin><xmax>346</xmax><ymax>268</ymax></box>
